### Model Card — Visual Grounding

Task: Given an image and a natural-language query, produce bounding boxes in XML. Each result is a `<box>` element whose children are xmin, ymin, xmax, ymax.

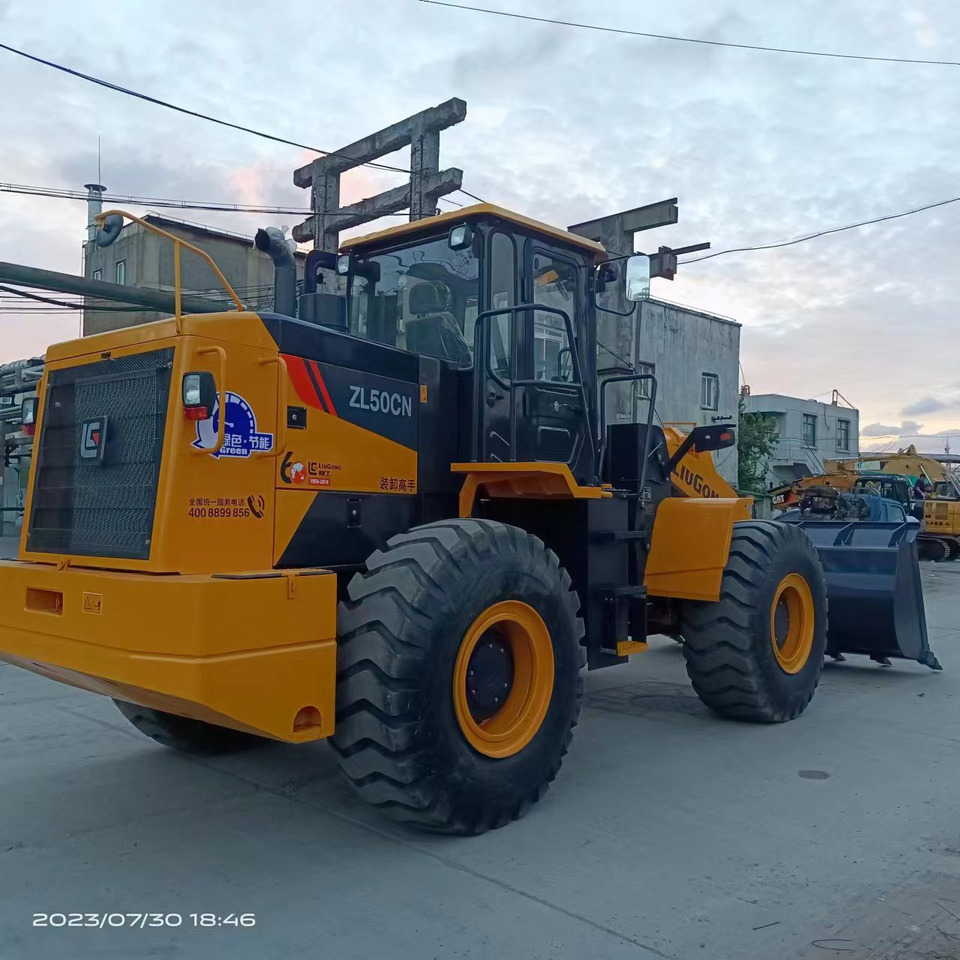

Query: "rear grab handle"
<box><xmin>194</xmin><ymin>346</ymin><xmax>227</xmax><ymax>455</ymax></box>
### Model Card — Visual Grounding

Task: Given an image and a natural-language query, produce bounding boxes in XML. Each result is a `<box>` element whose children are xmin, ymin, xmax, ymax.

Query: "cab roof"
<box><xmin>339</xmin><ymin>203</ymin><xmax>608</xmax><ymax>258</ymax></box>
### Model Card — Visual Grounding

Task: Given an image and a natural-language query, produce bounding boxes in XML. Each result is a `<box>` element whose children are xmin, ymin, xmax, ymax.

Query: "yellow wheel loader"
<box><xmin>0</xmin><ymin>206</ymin><xmax>928</xmax><ymax>834</ymax></box>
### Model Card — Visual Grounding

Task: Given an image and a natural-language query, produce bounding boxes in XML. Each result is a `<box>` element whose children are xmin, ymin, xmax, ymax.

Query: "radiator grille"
<box><xmin>27</xmin><ymin>348</ymin><xmax>174</xmax><ymax>560</ymax></box>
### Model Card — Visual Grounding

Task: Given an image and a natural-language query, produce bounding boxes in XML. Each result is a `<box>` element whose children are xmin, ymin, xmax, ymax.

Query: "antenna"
<box><xmin>97</xmin><ymin>134</ymin><xmax>102</xmax><ymax>186</ymax></box>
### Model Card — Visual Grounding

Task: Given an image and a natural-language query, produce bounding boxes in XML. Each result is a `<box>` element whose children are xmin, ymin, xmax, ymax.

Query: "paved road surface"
<box><xmin>2</xmin><ymin>539</ymin><xmax>959</xmax><ymax>959</ymax></box>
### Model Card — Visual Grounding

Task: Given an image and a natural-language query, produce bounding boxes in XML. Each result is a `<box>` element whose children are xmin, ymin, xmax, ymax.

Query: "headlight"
<box><xmin>20</xmin><ymin>396</ymin><xmax>37</xmax><ymax>426</ymax></box>
<box><xmin>182</xmin><ymin>373</ymin><xmax>202</xmax><ymax>407</ymax></box>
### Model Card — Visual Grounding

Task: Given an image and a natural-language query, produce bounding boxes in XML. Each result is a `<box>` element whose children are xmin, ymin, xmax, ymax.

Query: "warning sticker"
<box><xmin>193</xmin><ymin>392</ymin><xmax>274</xmax><ymax>459</ymax></box>
<box><xmin>82</xmin><ymin>592</ymin><xmax>103</xmax><ymax>615</ymax></box>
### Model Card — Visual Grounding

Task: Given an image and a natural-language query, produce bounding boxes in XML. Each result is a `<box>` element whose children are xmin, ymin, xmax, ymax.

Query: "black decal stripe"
<box><xmin>310</xmin><ymin>361</ymin><xmax>338</xmax><ymax>416</ymax></box>
<box><xmin>304</xmin><ymin>361</ymin><xmax>330</xmax><ymax>414</ymax></box>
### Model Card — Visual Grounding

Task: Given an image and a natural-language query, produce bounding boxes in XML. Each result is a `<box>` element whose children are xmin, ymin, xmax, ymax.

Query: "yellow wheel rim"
<box><xmin>453</xmin><ymin>600</ymin><xmax>555</xmax><ymax>759</ymax></box>
<box><xmin>770</xmin><ymin>573</ymin><xmax>815</xmax><ymax>674</ymax></box>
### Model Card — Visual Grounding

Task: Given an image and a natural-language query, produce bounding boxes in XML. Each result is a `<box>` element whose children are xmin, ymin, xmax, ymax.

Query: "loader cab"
<box><xmin>338</xmin><ymin>205</ymin><xmax>610</xmax><ymax>484</ymax></box>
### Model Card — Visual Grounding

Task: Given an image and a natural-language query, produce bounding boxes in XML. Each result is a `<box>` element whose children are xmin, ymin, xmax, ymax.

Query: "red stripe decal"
<box><xmin>282</xmin><ymin>354</ymin><xmax>323</xmax><ymax>410</ymax></box>
<box><xmin>310</xmin><ymin>361</ymin><xmax>338</xmax><ymax>417</ymax></box>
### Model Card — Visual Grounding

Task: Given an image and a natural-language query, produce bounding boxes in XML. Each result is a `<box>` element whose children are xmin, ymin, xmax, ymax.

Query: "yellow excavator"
<box><xmin>0</xmin><ymin>206</ymin><xmax>934</xmax><ymax>835</ymax></box>
<box><xmin>771</xmin><ymin>446</ymin><xmax>960</xmax><ymax>562</ymax></box>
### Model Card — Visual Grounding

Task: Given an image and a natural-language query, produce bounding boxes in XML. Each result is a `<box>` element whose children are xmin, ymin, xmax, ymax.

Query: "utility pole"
<box><xmin>291</xmin><ymin>98</ymin><xmax>468</xmax><ymax>254</ymax></box>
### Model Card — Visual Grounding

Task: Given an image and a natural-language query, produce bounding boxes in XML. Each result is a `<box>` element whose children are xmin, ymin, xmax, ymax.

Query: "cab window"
<box><xmin>531</xmin><ymin>252</ymin><xmax>577</xmax><ymax>382</ymax></box>
<box><xmin>347</xmin><ymin>235</ymin><xmax>479</xmax><ymax>367</ymax></box>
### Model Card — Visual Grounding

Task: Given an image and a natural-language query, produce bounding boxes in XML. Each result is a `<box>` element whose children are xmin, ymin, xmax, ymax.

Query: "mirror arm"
<box><xmin>664</xmin><ymin>433</ymin><xmax>698</xmax><ymax>477</ymax></box>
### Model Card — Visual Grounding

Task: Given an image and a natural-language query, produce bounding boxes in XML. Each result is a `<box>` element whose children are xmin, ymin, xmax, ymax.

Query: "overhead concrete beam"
<box><xmin>292</xmin><ymin>169</ymin><xmax>463</xmax><ymax>244</ymax></box>
<box><xmin>293</xmin><ymin>98</ymin><xmax>467</xmax><ymax>186</ymax></box>
<box><xmin>569</xmin><ymin>199</ymin><xmax>679</xmax><ymax>247</ymax></box>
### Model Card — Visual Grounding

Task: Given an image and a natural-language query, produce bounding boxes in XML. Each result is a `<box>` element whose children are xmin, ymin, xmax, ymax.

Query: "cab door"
<box><xmin>475</xmin><ymin>230</ymin><xmax>518</xmax><ymax>462</ymax></box>
<box><xmin>516</xmin><ymin>242</ymin><xmax>593</xmax><ymax>480</ymax></box>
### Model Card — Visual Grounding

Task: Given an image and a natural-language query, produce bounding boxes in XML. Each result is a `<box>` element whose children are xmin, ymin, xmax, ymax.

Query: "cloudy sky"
<box><xmin>1</xmin><ymin>0</ymin><xmax>958</xmax><ymax>451</ymax></box>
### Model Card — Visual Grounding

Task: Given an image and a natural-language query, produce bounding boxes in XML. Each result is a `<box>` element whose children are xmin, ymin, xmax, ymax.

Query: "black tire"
<box><xmin>680</xmin><ymin>521</ymin><xmax>828</xmax><ymax>723</ymax></box>
<box><xmin>331</xmin><ymin>519</ymin><xmax>584</xmax><ymax>835</ymax></box>
<box><xmin>947</xmin><ymin>540</ymin><xmax>960</xmax><ymax>562</ymax></box>
<box><xmin>112</xmin><ymin>700</ymin><xmax>266</xmax><ymax>755</ymax></box>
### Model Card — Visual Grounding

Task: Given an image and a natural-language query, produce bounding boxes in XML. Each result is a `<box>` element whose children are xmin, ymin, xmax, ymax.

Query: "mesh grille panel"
<box><xmin>27</xmin><ymin>348</ymin><xmax>174</xmax><ymax>560</ymax></box>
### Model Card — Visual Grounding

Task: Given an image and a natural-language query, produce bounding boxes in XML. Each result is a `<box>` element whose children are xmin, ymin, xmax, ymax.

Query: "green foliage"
<box><xmin>738</xmin><ymin>395</ymin><xmax>778</xmax><ymax>494</ymax></box>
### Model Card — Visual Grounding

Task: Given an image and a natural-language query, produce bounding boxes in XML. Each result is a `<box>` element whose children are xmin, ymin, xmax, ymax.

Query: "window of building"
<box><xmin>92</xmin><ymin>268</ymin><xmax>102</xmax><ymax>281</ymax></box>
<box><xmin>838</xmin><ymin>419</ymin><xmax>850</xmax><ymax>449</ymax></box>
<box><xmin>700</xmin><ymin>373</ymin><xmax>719</xmax><ymax>410</ymax></box>
<box><xmin>115</xmin><ymin>260</ymin><xmax>126</xmax><ymax>285</ymax></box>
<box><xmin>803</xmin><ymin>413</ymin><xmax>818</xmax><ymax>447</ymax></box>
<box><xmin>637</xmin><ymin>362</ymin><xmax>655</xmax><ymax>400</ymax></box>
<box><xmin>836</xmin><ymin>418</ymin><xmax>851</xmax><ymax>451</ymax></box>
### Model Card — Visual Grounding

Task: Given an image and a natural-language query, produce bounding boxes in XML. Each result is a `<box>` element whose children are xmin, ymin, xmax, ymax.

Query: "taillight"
<box><xmin>182</xmin><ymin>372</ymin><xmax>216</xmax><ymax>421</ymax></box>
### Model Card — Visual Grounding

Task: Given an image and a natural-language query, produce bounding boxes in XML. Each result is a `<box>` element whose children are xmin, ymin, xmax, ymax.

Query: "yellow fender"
<box><xmin>644</xmin><ymin>426</ymin><xmax>752</xmax><ymax>602</ymax></box>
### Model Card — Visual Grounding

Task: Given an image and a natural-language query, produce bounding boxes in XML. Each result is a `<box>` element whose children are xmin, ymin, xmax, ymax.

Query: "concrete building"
<box><xmin>603</xmin><ymin>299</ymin><xmax>741</xmax><ymax>486</ymax></box>
<box><xmin>744</xmin><ymin>391</ymin><xmax>859</xmax><ymax>488</ymax></box>
<box><xmin>83</xmin><ymin>214</ymin><xmax>303</xmax><ymax>335</ymax></box>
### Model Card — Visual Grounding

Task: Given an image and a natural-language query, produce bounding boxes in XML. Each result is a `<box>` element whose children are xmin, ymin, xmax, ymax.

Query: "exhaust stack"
<box><xmin>83</xmin><ymin>183</ymin><xmax>106</xmax><ymax>242</ymax></box>
<box><xmin>254</xmin><ymin>227</ymin><xmax>296</xmax><ymax>317</ymax></box>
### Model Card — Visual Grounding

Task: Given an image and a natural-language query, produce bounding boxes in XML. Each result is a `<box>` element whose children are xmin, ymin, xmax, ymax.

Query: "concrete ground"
<box><xmin>2</xmin><ymin>534</ymin><xmax>959</xmax><ymax>960</ymax></box>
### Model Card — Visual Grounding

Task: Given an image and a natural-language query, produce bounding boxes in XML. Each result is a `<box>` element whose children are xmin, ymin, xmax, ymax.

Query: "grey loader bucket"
<box><xmin>779</xmin><ymin>519</ymin><xmax>941</xmax><ymax>670</ymax></box>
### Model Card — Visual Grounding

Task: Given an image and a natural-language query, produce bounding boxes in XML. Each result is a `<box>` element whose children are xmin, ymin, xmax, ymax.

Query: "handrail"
<box><xmin>598</xmin><ymin>373</ymin><xmax>658</xmax><ymax>500</ymax></box>
<box><xmin>195</xmin><ymin>346</ymin><xmax>227</xmax><ymax>455</ymax></box>
<box><xmin>255</xmin><ymin>355</ymin><xmax>288</xmax><ymax>458</ymax></box>
<box><xmin>94</xmin><ymin>209</ymin><xmax>244</xmax><ymax>333</ymax></box>
<box><xmin>471</xmin><ymin>303</ymin><xmax>593</xmax><ymax>477</ymax></box>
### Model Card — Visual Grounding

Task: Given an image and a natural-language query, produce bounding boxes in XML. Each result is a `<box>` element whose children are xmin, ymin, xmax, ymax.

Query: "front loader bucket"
<box><xmin>779</xmin><ymin>519</ymin><xmax>941</xmax><ymax>669</ymax></box>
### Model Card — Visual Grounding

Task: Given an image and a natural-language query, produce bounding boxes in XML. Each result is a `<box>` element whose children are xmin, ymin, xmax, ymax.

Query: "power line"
<box><xmin>680</xmin><ymin>194</ymin><xmax>960</xmax><ymax>264</ymax></box>
<box><xmin>0</xmin><ymin>44</ymin><xmax>485</xmax><ymax>210</ymax></box>
<box><xmin>0</xmin><ymin>285</ymin><xmax>150</xmax><ymax>312</ymax></box>
<box><xmin>418</xmin><ymin>0</ymin><xmax>960</xmax><ymax>67</ymax></box>
<box><xmin>0</xmin><ymin>182</ymin><xmax>404</xmax><ymax>218</ymax></box>
<box><xmin>0</xmin><ymin>181</ymin><xmax>479</xmax><ymax>218</ymax></box>
<box><xmin>0</xmin><ymin>43</ymin><xmax>414</xmax><ymax>174</ymax></box>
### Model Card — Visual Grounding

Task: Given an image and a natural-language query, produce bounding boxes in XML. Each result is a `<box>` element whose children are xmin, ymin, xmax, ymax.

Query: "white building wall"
<box><xmin>745</xmin><ymin>393</ymin><xmax>860</xmax><ymax>488</ymax></box>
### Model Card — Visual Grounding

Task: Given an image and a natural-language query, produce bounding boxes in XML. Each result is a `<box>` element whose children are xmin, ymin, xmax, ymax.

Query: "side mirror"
<box><xmin>625</xmin><ymin>255</ymin><xmax>651</xmax><ymax>302</ymax></box>
<box><xmin>690</xmin><ymin>424</ymin><xmax>736</xmax><ymax>453</ymax></box>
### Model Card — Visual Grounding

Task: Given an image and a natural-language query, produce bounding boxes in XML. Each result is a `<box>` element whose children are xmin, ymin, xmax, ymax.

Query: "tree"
<box><xmin>737</xmin><ymin>395</ymin><xmax>778</xmax><ymax>494</ymax></box>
